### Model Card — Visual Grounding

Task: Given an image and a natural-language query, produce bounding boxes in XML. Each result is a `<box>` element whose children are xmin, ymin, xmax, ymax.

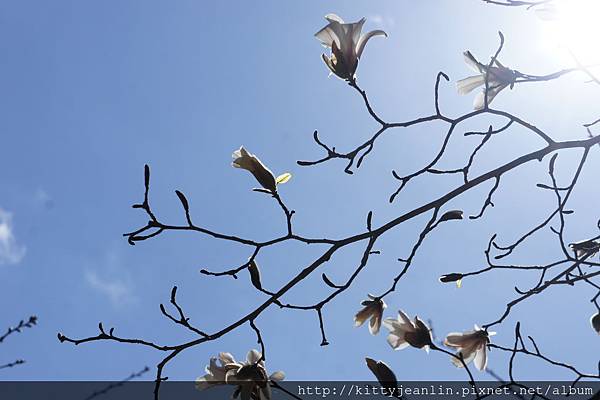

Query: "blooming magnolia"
<box><xmin>354</xmin><ymin>294</ymin><xmax>386</xmax><ymax>335</ymax></box>
<box><xmin>315</xmin><ymin>14</ymin><xmax>387</xmax><ymax>81</ymax></box>
<box><xmin>227</xmin><ymin>349</ymin><xmax>285</xmax><ymax>400</ymax></box>
<box><xmin>382</xmin><ymin>310</ymin><xmax>432</xmax><ymax>351</ymax></box>
<box><xmin>231</xmin><ymin>147</ymin><xmax>277</xmax><ymax>193</ymax></box>
<box><xmin>457</xmin><ymin>51</ymin><xmax>517</xmax><ymax>110</ymax></box>
<box><xmin>195</xmin><ymin>352</ymin><xmax>236</xmax><ymax>390</ymax></box>
<box><xmin>196</xmin><ymin>349</ymin><xmax>284</xmax><ymax>400</ymax></box>
<box><xmin>444</xmin><ymin>325</ymin><xmax>495</xmax><ymax>371</ymax></box>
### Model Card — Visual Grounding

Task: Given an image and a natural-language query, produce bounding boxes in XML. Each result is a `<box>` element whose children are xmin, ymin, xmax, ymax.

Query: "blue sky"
<box><xmin>0</xmin><ymin>0</ymin><xmax>599</xmax><ymax>384</ymax></box>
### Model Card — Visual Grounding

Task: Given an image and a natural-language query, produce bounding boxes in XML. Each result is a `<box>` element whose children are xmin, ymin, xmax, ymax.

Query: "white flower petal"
<box><xmin>473</xmin><ymin>91</ymin><xmax>485</xmax><ymax>110</ymax></box>
<box><xmin>473</xmin><ymin>82</ymin><xmax>506</xmax><ymax>110</ymax></box>
<box><xmin>369</xmin><ymin>312</ymin><xmax>382</xmax><ymax>335</ymax></box>
<box><xmin>321</xmin><ymin>53</ymin><xmax>337</xmax><ymax>76</ymax></box>
<box><xmin>452</xmin><ymin>348</ymin><xmax>477</xmax><ymax>368</ymax></box>
<box><xmin>397</xmin><ymin>310</ymin><xmax>414</xmax><ymax>327</ymax></box>
<box><xmin>225</xmin><ymin>369</ymin><xmax>239</xmax><ymax>384</ymax></box>
<box><xmin>247</xmin><ymin>349</ymin><xmax>262</xmax><ymax>364</ymax></box>
<box><xmin>354</xmin><ymin>306</ymin><xmax>372</xmax><ymax>327</ymax></box>
<box><xmin>220</xmin><ymin>352</ymin><xmax>236</xmax><ymax>365</ymax></box>
<box><xmin>463</xmin><ymin>51</ymin><xmax>484</xmax><ymax>73</ymax></box>
<box><xmin>206</xmin><ymin>357</ymin><xmax>219</xmax><ymax>372</ymax></box>
<box><xmin>457</xmin><ymin>75</ymin><xmax>485</xmax><ymax>95</ymax></box>
<box><xmin>473</xmin><ymin>346</ymin><xmax>488</xmax><ymax>371</ymax></box>
<box><xmin>382</xmin><ymin>318</ymin><xmax>398</xmax><ymax>331</ymax></box>
<box><xmin>444</xmin><ymin>332</ymin><xmax>468</xmax><ymax>347</ymax></box>
<box><xmin>231</xmin><ymin>147</ymin><xmax>277</xmax><ymax>192</ymax></box>
<box><xmin>387</xmin><ymin>333</ymin><xmax>409</xmax><ymax>350</ymax></box>
<box><xmin>326</xmin><ymin>21</ymin><xmax>347</xmax><ymax>49</ymax></box>
<box><xmin>269</xmin><ymin>371</ymin><xmax>286</xmax><ymax>381</ymax></box>
<box><xmin>325</xmin><ymin>13</ymin><xmax>344</xmax><ymax>24</ymax></box>
<box><xmin>350</xmin><ymin>18</ymin><xmax>366</xmax><ymax>46</ymax></box>
<box><xmin>356</xmin><ymin>29</ymin><xmax>387</xmax><ymax>60</ymax></box>
<box><xmin>315</xmin><ymin>26</ymin><xmax>339</xmax><ymax>48</ymax></box>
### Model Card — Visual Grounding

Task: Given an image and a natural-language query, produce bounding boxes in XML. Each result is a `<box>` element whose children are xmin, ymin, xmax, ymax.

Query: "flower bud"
<box><xmin>439</xmin><ymin>273</ymin><xmax>464</xmax><ymax>283</ymax></box>
<box><xmin>591</xmin><ymin>312</ymin><xmax>600</xmax><ymax>335</ymax></box>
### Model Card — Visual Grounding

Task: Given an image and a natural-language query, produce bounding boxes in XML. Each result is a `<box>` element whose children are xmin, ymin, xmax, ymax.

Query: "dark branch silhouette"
<box><xmin>57</xmin><ymin>7</ymin><xmax>600</xmax><ymax>399</ymax></box>
<box><xmin>0</xmin><ymin>359</ymin><xmax>25</xmax><ymax>370</ymax></box>
<box><xmin>1</xmin><ymin>316</ymin><xmax>37</xmax><ymax>372</ymax></box>
<box><xmin>83</xmin><ymin>366</ymin><xmax>150</xmax><ymax>400</ymax></box>
<box><xmin>0</xmin><ymin>316</ymin><xmax>37</xmax><ymax>344</ymax></box>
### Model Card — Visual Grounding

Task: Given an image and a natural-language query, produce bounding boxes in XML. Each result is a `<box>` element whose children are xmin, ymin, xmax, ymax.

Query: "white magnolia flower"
<box><xmin>196</xmin><ymin>350</ymin><xmax>284</xmax><ymax>400</ymax></box>
<box><xmin>591</xmin><ymin>312</ymin><xmax>600</xmax><ymax>335</ymax></box>
<box><xmin>354</xmin><ymin>294</ymin><xmax>387</xmax><ymax>335</ymax></box>
<box><xmin>225</xmin><ymin>349</ymin><xmax>285</xmax><ymax>400</ymax></box>
<box><xmin>444</xmin><ymin>325</ymin><xmax>496</xmax><ymax>371</ymax></box>
<box><xmin>315</xmin><ymin>14</ymin><xmax>387</xmax><ymax>80</ymax></box>
<box><xmin>382</xmin><ymin>310</ymin><xmax>432</xmax><ymax>351</ymax></box>
<box><xmin>195</xmin><ymin>352</ymin><xmax>237</xmax><ymax>390</ymax></box>
<box><xmin>457</xmin><ymin>51</ymin><xmax>517</xmax><ymax>110</ymax></box>
<box><xmin>232</xmin><ymin>146</ymin><xmax>277</xmax><ymax>193</ymax></box>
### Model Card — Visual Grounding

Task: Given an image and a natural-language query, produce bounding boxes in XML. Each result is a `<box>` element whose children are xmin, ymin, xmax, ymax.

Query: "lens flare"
<box><xmin>540</xmin><ymin>0</ymin><xmax>600</xmax><ymax>64</ymax></box>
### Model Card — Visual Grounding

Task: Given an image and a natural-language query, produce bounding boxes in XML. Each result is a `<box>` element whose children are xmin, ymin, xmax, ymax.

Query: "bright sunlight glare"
<box><xmin>540</xmin><ymin>0</ymin><xmax>600</xmax><ymax>65</ymax></box>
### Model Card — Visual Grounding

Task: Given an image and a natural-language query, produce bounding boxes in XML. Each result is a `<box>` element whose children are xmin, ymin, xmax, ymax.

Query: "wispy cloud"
<box><xmin>369</xmin><ymin>14</ymin><xmax>396</xmax><ymax>28</ymax></box>
<box><xmin>85</xmin><ymin>270</ymin><xmax>136</xmax><ymax>307</ymax></box>
<box><xmin>84</xmin><ymin>247</ymin><xmax>137</xmax><ymax>307</ymax></box>
<box><xmin>0</xmin><ymin>207</ymin><xmax>26</xmax><ymax>265</ymax></box>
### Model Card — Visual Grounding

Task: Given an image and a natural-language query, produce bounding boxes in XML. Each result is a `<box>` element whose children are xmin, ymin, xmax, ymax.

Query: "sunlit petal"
<box><xmin>356</xmin><ymin>29</ymin><xmax>387</xmax><ymax>59</ymax></box>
